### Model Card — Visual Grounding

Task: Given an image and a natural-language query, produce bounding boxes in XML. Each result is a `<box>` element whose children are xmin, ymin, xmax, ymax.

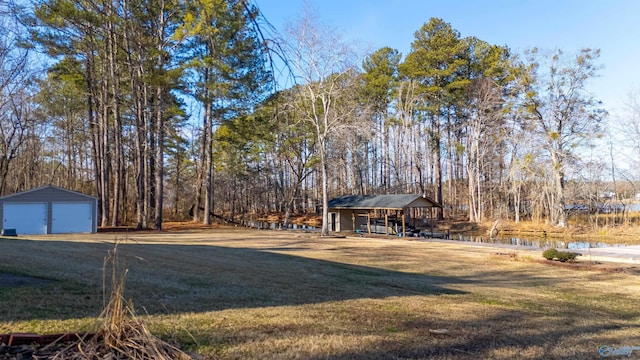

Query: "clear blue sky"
<box><xmin>255</xmin><ymin>0</ymin><xmax>640</xmax><ymax>116</ymax></box>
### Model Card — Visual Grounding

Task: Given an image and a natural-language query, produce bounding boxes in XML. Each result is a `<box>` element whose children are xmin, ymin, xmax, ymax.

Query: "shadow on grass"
<box><xmin>2</xmin><ymin>237</ymin><xmax>639</xmax><ymax>359</ymax></box>
<box><xmin>305</xmin><ymin>310</ymin><xmax>635</xmax><ymax>359</ymax></box>
<box><xmin>0</xmin><ymin>238</ymin><xmax>465</xmax><ymax>321</ymax></box>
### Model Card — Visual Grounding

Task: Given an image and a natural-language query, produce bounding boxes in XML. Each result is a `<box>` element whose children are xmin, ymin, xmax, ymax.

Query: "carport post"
<box><xmin>352</xmin><ymin>212</ymin><xmax>355</xmax><ymax>232</ymax></box>
<box><xmin>430</xmin><ymin>207</ymin><xmax>434</xmax><ymax>235</ymax></box>
<box><xmin>385</xmin><ymin>213</ymin><xmax>389</xmax><ymax>236</ymax></box>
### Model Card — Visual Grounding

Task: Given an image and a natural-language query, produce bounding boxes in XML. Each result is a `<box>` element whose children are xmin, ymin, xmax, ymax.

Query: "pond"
<box><xmin>240</xmin><ymin>220</ymin><xmax>318</xmax><ymax>231</ymax></box>
<box><xmin>446</xmin><ymin>234</ymin><xmax>630</xmax><ymax>250</ymax></box>
<box><xmin>240</xmin><ymin>220</ymin><xmax>630</xmax><ymax>249</ymax></box>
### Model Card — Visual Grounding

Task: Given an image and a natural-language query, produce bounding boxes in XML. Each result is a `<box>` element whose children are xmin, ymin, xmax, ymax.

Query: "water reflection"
<box><xmin>451</xmin><ymin>234</ymin><xmax>627</xmax><ymax>249</ymax></box>
<box><xmin>240</xmin><ymin>220</ymin><xmax>318</xmax><ymax>231</ymax></box>
<box><xmin>240</xmin><ymin>221</ymin><xmax>627</xmax><ymax>249</ymax></box>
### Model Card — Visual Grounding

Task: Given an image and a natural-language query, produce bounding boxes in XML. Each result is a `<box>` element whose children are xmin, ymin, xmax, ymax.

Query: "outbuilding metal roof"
<box><xmin>0</xmin><ymin>185</ymin><xmax>97</xmax><ymax>201</ymax></box>
<box><xmin>328</xmin><ymin>194</ymin><xmax>441</xmax><ymax>210</ymax></box>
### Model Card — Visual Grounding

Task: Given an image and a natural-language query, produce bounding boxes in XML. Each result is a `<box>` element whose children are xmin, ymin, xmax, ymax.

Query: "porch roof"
<box><xmin>328</xmin><ymin>194</ymin><xmax>441</xmax><ymax>211</ymax></box>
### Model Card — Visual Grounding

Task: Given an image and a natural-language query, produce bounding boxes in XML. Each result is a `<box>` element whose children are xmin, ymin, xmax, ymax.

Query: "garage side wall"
<box><xmin>338</xmin><ymin>210</ymin><xmax>352</xmax><ymax>231</ymax></box>
<box><xmin>333</xmin><ymin>209</ymin><xmax>370</xmax><ymax>232</ymax></box>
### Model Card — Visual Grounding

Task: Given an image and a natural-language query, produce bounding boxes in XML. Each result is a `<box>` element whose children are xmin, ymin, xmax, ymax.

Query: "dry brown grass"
<box><xmin>0</xmin><ymin>229</ymin><xmax>639</xmax><ymax>359</ymax></box>
<box><xmin>20</xmin><ymin>243</ymin><xmax>194</xmax><ymax>359</ymax></box>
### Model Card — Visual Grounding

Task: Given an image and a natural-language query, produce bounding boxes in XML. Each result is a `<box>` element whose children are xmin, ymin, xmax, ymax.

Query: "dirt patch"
<box><xmin>0</xmin><ymin>273</ymin><xmax>52</xmax><ymax>288</ymax></box>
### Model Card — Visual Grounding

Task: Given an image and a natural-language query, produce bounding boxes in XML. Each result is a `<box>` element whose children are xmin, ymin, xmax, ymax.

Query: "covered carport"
<box><xmin>328</xmin><ymin>194</ymin><xmax>442</xmax><ymax>237</ymax></box>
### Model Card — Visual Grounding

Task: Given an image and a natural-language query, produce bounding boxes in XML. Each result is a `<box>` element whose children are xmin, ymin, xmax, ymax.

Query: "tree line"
<box><xmin>0</xmin><ymin>0</ymin><xmax>619</xmax><ymax>232</ymax></box>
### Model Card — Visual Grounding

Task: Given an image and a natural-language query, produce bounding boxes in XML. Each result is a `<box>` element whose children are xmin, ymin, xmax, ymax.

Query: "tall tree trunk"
<box><xmin>320</xmin><ymin>138</ymin><xmax>330</xmax><ymax>236</ymax></box>
<box><xmin>85</xmin><ymin>52</ymin><xmax>102</xmax><ymax>223</ymax></box>
<box><xmin>203</xmin><ymin>103</ymin><xmax>213</xmax><ymax>225</ymax></box>
<box><xmin>433</xmin><ymin>115</ymin><xmax>444</xmax><ymax>220</ymax></box>
<box><xmin>174</xmin><ymin>146</ymin><xmax>182</xmax><ymax>216</ymax></box>
<box><xmin>99</xmin><ymin>73</ymin><xmax>110</xmax><ymax>227</ymax></box>
<box><xmin>132</xmin><ymin>63</ymin><xmax>147</xmax><ymax>229</ymax></box>
<box><xmin>154</xmin><ymin>85</ymin><xmax>164</xmax><ymax>230</ymax></box>
<box><xmin>153</xmin><ymin>1</ymin><xmax>166</xmax><ymax>230</ymax></box>
<box><xmin>550</xmin><ymin>150</ymin><xmax>567</xmax><ymax>227</ymax></box>
<box><xmin>142</xmin><ymin>84</ymin><xmax>151</xmax><ymax>229</ymax></box>
<box><xmin>0</xmin><ymin>157</ymin><xmax>9</xmax><ymax>196</ymax></box>
<box><xmin>107</xmin><ymin>16</ymin><xmax>122</xmax><ymax>227</ymax></box>
<box><xmin>193</xmin><ymin>115</ymin><xmax>206</xmax><ymax>222</ymax></box>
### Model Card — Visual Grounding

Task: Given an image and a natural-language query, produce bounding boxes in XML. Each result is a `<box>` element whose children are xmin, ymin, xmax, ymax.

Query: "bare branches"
<box><xmin>521</xmin><ymin>48</ymin><xmax>606</xmax><ymax>226</ymax></box>
<box><xmin>281</xmin><ymin>9</ymin><xmax>364</xmax><ymax>235</ymax></box>
<box><xmin>0</xmin><ymin>3</ymin><xmax>38</xmax><ymax>195</ymax></box>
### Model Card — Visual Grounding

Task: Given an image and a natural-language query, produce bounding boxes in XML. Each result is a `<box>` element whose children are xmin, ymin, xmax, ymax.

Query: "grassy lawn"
<box><xmin>0</xmin><ymin>229</ymin><xmax>638</xmax><ymax>359</ymax></box>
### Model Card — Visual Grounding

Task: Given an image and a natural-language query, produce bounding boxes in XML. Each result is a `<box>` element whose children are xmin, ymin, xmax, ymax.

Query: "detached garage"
<box><xmin>0</xmin><ymin>185</ymin><xmax>97</xmax><ymax>235</ymax></box>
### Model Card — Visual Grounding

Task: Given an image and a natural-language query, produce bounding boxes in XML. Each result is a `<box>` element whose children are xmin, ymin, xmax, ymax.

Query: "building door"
<box><xmin>330</xmin><ymin>212</ymin><xmax>336</xmax><ymax>231</ymax></box>
<box><xmin>3</xmin><ymin>203</ymin><xmax>47</xmax><ymax>235</ymax></box>
<box><xmin>52</xmin><ymin>202</ymin><xmax>93</xmax><ymax>233</ymax></box>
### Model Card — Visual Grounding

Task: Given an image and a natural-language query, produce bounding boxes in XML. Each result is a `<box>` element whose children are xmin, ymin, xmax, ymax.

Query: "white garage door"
<box><xmin>52</xmin><ymin>202</ymin><xmax>93</xmax><ymax>234</ymax></box>
<box><xmin>3</xmin><ymin>203</ymin><xmax>47</xmax><ymax>235</ymax></box>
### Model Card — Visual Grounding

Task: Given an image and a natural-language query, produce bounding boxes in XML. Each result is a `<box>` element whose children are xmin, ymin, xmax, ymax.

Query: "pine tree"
<box><xmin>362</xmin><ymin>47</ymin><xmax>401</xmax><ymax>191</ymax></box>
<box><xmin>401</xmin><ymin>18</ymin><xmax>468</xmax><ymax>218</ymax></box>
<box><xmin>176</xmin><ymin>0</ymin><xmax>270</xmax><ymax>224</ymax></box>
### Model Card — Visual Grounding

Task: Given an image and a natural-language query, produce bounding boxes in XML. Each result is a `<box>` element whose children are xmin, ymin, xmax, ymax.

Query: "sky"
<box><xmin>255</xmin><ymin>0</ymin><xmax>640</xmax><ymax>117</ymax></box>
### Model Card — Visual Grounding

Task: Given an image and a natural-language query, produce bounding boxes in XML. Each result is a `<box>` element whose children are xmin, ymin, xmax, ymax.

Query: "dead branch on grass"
<box><xmin>47</xmin><ymin>243</ymin><xmax>193</xmax><ymax>360</ymax></box>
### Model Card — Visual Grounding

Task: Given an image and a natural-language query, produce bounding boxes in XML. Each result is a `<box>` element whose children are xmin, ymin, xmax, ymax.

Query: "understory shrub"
<box><xmin>542</xmin><ymin>249</ymin><xmax>558</xmax><ymax>260</ymax></box>
<box><xmin>542</xmin><ymin>249</ymin><xmax>579</xmax><ymax>262</ymax></box>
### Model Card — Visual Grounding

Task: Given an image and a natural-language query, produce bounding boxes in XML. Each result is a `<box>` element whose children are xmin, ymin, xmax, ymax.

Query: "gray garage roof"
<box><xmin>0</xmin><ymin>185</ymin><xmax>97</xmax><ymax>201</ymax></box>
<box><xmin>328</xmin><ymin>194</ymin><xmax>441</xmax><ymax>210</ymax></box>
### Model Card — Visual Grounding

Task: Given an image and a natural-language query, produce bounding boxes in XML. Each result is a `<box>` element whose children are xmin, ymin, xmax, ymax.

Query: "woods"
<box><xmin>0</xmin><ymin>0</ymin><xmax>626</xmax><ymax>230</ymax></box>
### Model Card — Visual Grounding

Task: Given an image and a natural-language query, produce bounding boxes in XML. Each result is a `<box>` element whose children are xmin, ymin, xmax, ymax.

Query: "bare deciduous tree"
<box><xmin>0</xmin><ymin>4</ymin><xmax>37</xmax><ymax>195</ymax></box>
<box><xmin>283</xmin><ymin>10</ymin><xmax>364</xmax><ymax>236</ymax></box>
<box><xmin>522</xmin><ymin>48</ymin><xmax>606</xmax><ymax>227</ymax></box>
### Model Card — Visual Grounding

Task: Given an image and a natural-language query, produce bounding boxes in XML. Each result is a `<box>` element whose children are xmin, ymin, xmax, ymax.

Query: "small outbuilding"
<box><xmin>328</xmin><ymin>194</ymin><xmax>442</xmax><ymax>236</ymax></box>
<box><xmin>0</xmin><ymin>185</ymin><xmax>98</xmax><ymax>235</ymax></box>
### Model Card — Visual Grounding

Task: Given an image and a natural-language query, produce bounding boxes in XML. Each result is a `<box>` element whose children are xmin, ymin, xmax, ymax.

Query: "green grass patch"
<box><xmin>542</xmin><ymin>248</ymin><xmax>579</xmax><ymax>262</ymax></box>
